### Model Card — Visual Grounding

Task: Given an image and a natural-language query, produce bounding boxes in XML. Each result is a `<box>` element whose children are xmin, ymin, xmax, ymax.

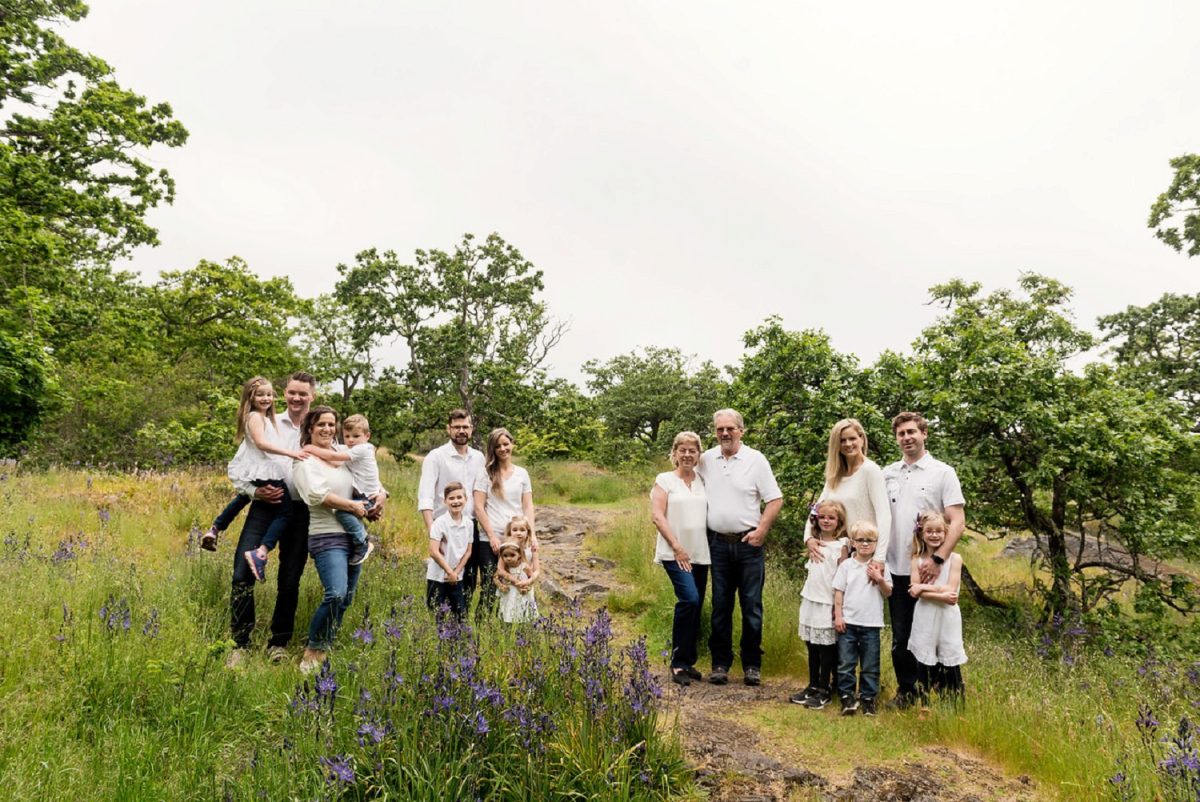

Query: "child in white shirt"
<box><xmin>426</xmin><ymin>483</ymin><xmax>473</xmax><ymax>620</ymax></box>
<box><xmin>832</xmin><ymin>521</ymin><xmax>893</xmax><ymax>717</ymax></box>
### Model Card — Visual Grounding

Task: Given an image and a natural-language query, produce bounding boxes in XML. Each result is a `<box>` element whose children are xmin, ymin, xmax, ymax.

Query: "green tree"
<box><xmin>335</xmin><ymin>233</ymin><xmax>567</xmax><ymax>439</ymax></box>
<box><xmin>0</xmin><ymin>0</ymin><xmax>187</xmax><ymax>453</ymax></box>
<box><xmin>515</xmin><ymin>379</ymin><xmax>604</xmax><ymax>461</ymax></box>
<box><xmin>584</xmin><ymin>347</ymin><xmax>727</xmax><ymax>458</ymax></box>
<box><xmin>1149</xmin><ymin>154</ymin><xmax>1200</xmax><ymax>258</ymax></box>
<box><xmin>914</xmin><ymin>275</ymin><xmax>1200</xmax><ymax>617</ymax></box>
<box><xmin>1098</xmin><ymin>292</ymin><xmax>1200</xmax><ymax>423</ymax></box>
<box><xmin>293</xmin><ymin>294</ymin><xmax>377</xmax><ymax>407</ymax></box>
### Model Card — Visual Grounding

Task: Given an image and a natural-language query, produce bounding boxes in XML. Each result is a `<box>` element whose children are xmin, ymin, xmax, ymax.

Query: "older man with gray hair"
<box><xmin>697</xmin><ymin>408</ymin><xmax>783</xmax><ymax>686</ymax></box>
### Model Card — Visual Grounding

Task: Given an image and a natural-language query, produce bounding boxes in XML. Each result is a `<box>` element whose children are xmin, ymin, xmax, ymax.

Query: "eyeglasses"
<box><xmin>852</xmin><ymin>538</ymin><xmax>877</xmax><ymax>544</ymax></box>
<box><xmin>715</xmin><ymin>427</ymin><xmax>740</xmax><ymax>433</ymax></box>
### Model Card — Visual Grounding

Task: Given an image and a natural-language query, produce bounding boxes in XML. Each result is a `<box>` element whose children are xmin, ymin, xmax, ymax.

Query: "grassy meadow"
<box><xmin>1</xmin><ymin>459</ymin><xmax>1197</xmax><ymax>801</ymax></box>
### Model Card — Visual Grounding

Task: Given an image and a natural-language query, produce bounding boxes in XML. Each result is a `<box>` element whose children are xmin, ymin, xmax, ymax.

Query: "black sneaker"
<box><xmin>788</xmin><ymin>686</ymin><xmax>815</xmax><ymax>705</ymax></box>
<box><xmin>709</xmin><ymin>666</ymin><xmax>729</xmax><ymax>685</ymax></box>
<box><xmin>743</xmin><ymin>667</ymin><xmax>762</xmax><ymax>687</ymax></box>
<box><xmin>670</xmin><ymin>668</ymin><xmax>692</xmax><ymax>686</ymax></box>
<box><xmin>860</xmin><ymin>698</ymin><xmax>877</xmax><ymax>717</ymax></box>
<box><xmin>349</xmin><ymin>539</ymin><xmax>374</xmax><ymax>566</ymax></box>
<box><xmin>684</xmin><ymin>666</ymin><xmax>703</xmax><ymax>681</ymax></box>
<box><xmin>840</xmin><ymin>696</ymin><xmax>859</xmax><ymax>716</ymax></box>
<box><xmin>804</xmin><ymin>691</ymin><xmax>831</xmax><ymax>710</ymax></box>
<box><xmin>200</xmin><ymin>526</ymin><xmax>218</xmax><ymax>552</ymax></box>
<box><xmin>887</xmin><ymin>693</ymin><xmax>917</xmax><ymax>711</ymax></box>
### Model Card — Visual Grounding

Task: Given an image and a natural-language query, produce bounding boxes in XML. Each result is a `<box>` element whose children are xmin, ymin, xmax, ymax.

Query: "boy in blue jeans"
<box><xmin>832</xmin><ymin>521</ymin><xmax>893</xmax><ymax>716</ymax></box>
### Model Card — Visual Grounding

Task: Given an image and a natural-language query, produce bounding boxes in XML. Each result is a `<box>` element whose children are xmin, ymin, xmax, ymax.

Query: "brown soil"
<box><xmin>541</xmin><ymin>504</ymin><xmax>1048</xmax><ymax>802</ymax></box>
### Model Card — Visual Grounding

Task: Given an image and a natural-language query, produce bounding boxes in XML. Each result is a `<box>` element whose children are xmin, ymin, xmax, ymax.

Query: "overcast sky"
<box><xmin>74</xmin><ymin>1</ymin><xmax>1199</xmax><ymax>383</ymax></box>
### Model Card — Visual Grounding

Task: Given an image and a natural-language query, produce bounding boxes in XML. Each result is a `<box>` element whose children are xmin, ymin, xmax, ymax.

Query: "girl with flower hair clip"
<box><xmin>907</xmin><ymin>510</ymin><xmax>967</xmax><ymax>704</ymax></box>
<box><xmin>790</xmin><ymin>500</ymin><xmax>850</xmax><ymax>709</ymax></box>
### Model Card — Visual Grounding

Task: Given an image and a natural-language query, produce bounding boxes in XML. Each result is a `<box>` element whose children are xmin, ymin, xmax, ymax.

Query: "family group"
<box><xmin>650</xmin><ymin>411</ymin><xmax>967</xmax><ymax>715</ymax></box>
<box><xmin>196</xmin><ymin>374</ymin><xmax>537</xmax><ymax>675</ymax></box>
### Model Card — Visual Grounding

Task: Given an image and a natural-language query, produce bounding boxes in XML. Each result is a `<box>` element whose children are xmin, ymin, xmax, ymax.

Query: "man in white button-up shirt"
<box><xmin>881</xmin><ymin>411</ymin><xmax>965</xmax><ymax>707</ymax></box>
<box><xmin>697</xmin><ymin>409</ymin><xmax>783</xmax><ymax>687</ymax></box>
<box><xmin>417</xmin><ymin>409</ymin><xmax>486</xmax><ymax>609</ymax></box>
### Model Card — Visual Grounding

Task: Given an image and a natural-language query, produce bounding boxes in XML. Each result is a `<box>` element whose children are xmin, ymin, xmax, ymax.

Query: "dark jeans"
<box><xmin>662</xmin><ymin>561</ymin><xmax>709</xmax><ymax>669</ymax></box>
<box><xmin>708</xmin><ymin>533</ymin><xmax>765</xmax><ymax>671</ymax></box>
<box><xmin>307</xmin><ymin>544</ymin><xmax>363</xmax><ymax>650</ymax></box>
<box><xmin>889</xmin><ymin>573</ymin><xmax>920</xmax><ymax>700</ymax></box>
<box><xmin>462</xmin><ymin>532</ymin><xmax>498</xmax><ymax>622</ymax></box>
<box><xmin>837</xmin><ymin>624</ymin><xmax>882</xmax><ymax>701</ymax></box>
<box><xmin>213</xmin><ymin>494</ymin><xmax>250</xmax><ymax>532</ymax></box>
<box><xmin>806</xmin><ymin>641</ymin><xmax>839</xmax><ymax>693</ymax></box>
<box><xmin>230</xmin><ymin>498</ymin><xmax>309</xmax><ymax>649</ymax></box>
<box><xmin>426</xmin><ymin>579</ymin><xmax>466</xmax><ymax>620</ymax></box>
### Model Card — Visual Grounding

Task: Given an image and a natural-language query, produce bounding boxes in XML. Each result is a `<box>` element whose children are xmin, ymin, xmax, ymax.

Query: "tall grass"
<box><xmin>0</xmin><ymin>462</ymin><xmax>693</xmax><ymax>800</ymax></box>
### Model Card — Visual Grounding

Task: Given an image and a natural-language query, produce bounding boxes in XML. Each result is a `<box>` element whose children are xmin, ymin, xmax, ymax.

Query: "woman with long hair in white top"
<box><xmin>472</xmin><ymin>428</ymin><xmax>536</xmax><ymax>621</ymax></box>
<box><xmin>804</xmin><ymin>419</ymin><xmax>892</xmax><ymax>565</ymax></box>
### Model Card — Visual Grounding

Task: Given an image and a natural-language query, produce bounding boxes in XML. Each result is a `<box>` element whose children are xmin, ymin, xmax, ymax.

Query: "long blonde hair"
<box><xmin>484</xmin><ymin>427</ymin><xmax>515</xmax><ymax>495</ymax></box>
<box><xmin>824</xmin><ymin>418</ymin><xmax>868</xmax><ymax>490</ymax></box>
<box><xmin>234</xmin><ymin>376</ymin><xmax>278</xmax><ymax>443</ymax></box>
<box><xmin>504</xmin><ymin>516</ymin><xmax>533</xmax><ymax>551</ymax></box>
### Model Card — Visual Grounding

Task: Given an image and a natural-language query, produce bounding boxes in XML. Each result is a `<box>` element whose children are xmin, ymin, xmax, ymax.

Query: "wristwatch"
<box><xmin>931</xmin><ymin>554</ymin><xmax>945</xmax><ymax>565</ymax></box>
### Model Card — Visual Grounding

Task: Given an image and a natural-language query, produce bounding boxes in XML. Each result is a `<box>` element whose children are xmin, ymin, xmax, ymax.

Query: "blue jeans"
<box><xmin>708</xmin><ymin>533</ymin><xmax>765</xmax><ymax>670</ymax></box>
<box><xmin>837</xmin><ymin>624</ymin><xmax>882</xmax><ymax>701</ymax></box>
<box><xmin>662</xmin><ymin>561</ymin><xmax>709</xmax><ymax>669</ymax></box>
<box><xmin>334</xmin><ymin>510</ymin><xmax>368</xmax><ymax>547</ymax></box>
<box><xmin>213</xmin><ymin>494</ymin><xmax>250</xmax><ymax>531</ymax></box>
<box><xmin>306</xmin><ymin>545</ymin><xmax>363</xmax><ymax>651</ymax></box>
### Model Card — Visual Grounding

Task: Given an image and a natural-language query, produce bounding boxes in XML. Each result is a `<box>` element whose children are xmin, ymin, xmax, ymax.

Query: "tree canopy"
<box><xmin>1149</xmin><ymin>154</ymin><xmax>1200</xmax><ymax>258</ymax></box>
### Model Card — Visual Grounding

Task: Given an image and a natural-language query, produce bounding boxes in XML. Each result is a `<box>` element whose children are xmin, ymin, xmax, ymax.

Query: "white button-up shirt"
<box><xmin>417</xmin><ymin>441</ymin><xmax>485</xmax><ymax>519</ymax></box>
<box><xmin>881</xmin><ymin>452</ymin><xmax>965</xmax><ymax>576</ymax></box>
<box><xmin>697</xmin><ymin>444</ymin><xmax>783</xmax><ymax>533</ymax></box>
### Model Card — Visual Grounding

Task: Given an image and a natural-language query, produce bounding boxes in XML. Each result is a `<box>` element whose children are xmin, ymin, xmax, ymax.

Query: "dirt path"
<box><xmin>543</xmin><ymin>504</ymin><xmax>1044</xmax><ymax>802</ymax></box>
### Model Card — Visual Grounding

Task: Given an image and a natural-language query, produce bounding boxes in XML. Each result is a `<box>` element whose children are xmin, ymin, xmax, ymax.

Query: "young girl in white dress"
<box><xmin>201</xmin><ymin>377</ymin><xmax>306</xmax><ymax>581</ymax></box>
<box><xmin>907</xmin><ymin>511</ymin><xmax>967</xmax><ymax>703</ymax></box>
<box><xmin>791</xmin><ymin>500</ymin><xmax>849</xmax><ymax>709</ymax></box>
<box><xmin>495</xmin><ymin>538</ymin><xmax>538</xmax><ymax>623</ymax></box>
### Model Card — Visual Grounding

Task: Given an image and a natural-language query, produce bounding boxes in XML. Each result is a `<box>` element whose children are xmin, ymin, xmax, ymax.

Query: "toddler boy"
<box><xmin>832</xmin><ymin>521</ymin><xmax>893</xmax><ymax>716</ymax></box>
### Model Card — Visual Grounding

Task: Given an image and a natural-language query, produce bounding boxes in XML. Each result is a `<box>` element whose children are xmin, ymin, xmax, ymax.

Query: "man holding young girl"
<box><xmin>882</xmin><ymin>412</ymin><xmax>965</xmax><ymax>708</ymax></box>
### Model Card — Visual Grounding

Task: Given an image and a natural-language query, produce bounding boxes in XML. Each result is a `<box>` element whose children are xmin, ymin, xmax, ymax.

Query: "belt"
<box><xmin>708</xmin><ymin>528</ymin><xmax>753</xmax><ymax>544</ymax></box>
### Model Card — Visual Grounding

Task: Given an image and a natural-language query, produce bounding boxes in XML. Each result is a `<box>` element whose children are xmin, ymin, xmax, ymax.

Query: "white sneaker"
<box><xmin>266</xmin><ymin>646</ymin><xmax>288</xmax><ymax>664</ymax></box>
<box><xmin>349</xmin><ymin>540</ymin><xmax>375</xmax><ymax>566</ymax></box>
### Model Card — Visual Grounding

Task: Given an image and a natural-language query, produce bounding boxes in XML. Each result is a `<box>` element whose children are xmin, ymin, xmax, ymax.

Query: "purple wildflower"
<box><xmin>318</xmin><ymin>755</ymin><xmax>354</xmax><ymax>785</ymax></box>
<box><xmin>356</xmin><ymin>720</ymin><xmax>387</xmax><ymax>746</ymax></box>
<box><xmin>142</xmin><ymin>608</ymin><xmax>160</xmax><ymax>638</ymax></box>
<box><xmin>315</xmin><ymin>661</ymin><xmax>338</xmax><ymax>701</ymax></box>
<box><xmin>352</xmin><ymin>627</ymin><xmax>375</xmax><ymax>644</ymax></box>
<box><xmin>98</xmin><ymin>509</ymin><xmax>110</xmax><ymax>525</ymax></box>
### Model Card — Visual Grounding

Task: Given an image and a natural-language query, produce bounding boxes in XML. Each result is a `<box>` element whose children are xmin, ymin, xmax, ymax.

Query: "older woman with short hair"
<box><xmin>651</xmin><ymin>431</ymin><xmax>711</xmax><ymax>685</ymax></box>
<box><xmin>290</xmin><ymin>406</ymin><xmax>368</xmax><ymax>673</ymax></box>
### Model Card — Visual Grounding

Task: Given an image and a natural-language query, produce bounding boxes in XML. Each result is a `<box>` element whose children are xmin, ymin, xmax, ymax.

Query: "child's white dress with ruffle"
<box><xmin>226</xmin><ymin>417</ymin><xmax>289</xmax><ymax>486</ymax></box>
<box><xmin>499</xmin><ymin>566</ymin><xmax>539</xmax><ymax>623</ymax></box>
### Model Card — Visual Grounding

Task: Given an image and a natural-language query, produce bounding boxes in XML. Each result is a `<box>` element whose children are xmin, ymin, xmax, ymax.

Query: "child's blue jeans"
<box><xmin>333</xmin><ymin>493</ymin><xmax>370</xmax><ymax>547</ymax></box>
<box><xmin>837</xmin><ymin>624</ymin><xmax>882</xmax><ymax>701</ymax></box>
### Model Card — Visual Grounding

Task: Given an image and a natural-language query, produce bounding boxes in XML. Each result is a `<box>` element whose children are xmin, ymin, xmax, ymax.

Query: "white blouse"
<box><xmin>652</xmin><ymin>471</ymin><xmax>711</xmax><ymax>565</ymax></box>
<box><xmin>291</xmin><ymin>457</ymin><xmax>356</xmax><ymax>535</ymax></box>
<box><xmin>473</xmin><ymin>465</ymin><xmax>532</xmax><ymax>540</ymax></box>
<box><xmin>805</xmin><ymin>459</ymin><xmax>892</xmax><ymax>563</ymax></box>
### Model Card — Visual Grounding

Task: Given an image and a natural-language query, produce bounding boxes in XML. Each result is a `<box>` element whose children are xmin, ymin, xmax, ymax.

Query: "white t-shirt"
<box><xmin>651</xmin><ymin>471</ymin><xmax>711</xmax><ymax>565</ymax></box>
<box><xmin>417</xmin><ymin>441</ymin><xmax>486</xmax><ymax>519</ymax></box>
<box><xmin>426</xmin><ymin>512</ymin><xmax>474</xmax><ymax>582</ymax></box>
<box><xmin>882</xmin><ymin>453</ymin><xmax>966</xmax><ymax>576</ymax></box>
<box><xmin>803</xmin><ymin>460</ymin><xmax>892</xmax><ymax>564</ymax></box>
<box><xmin>344</xmin><ymin>442</ymin><xmax>382</xmax><ymax>496</ymax></box>
<box><xmin>696</xmin><ymin>444</ymin><xmax>782</xmax><ymax>533</ymax></box>
<box><xmin>473</xmin><ymin>465</ymin><xmax>533</xmax><ymax>542</ymax></box>
<box><xmin>801</xmin><ymin>536</ymin><xmax>849</xmax><ymax>604</ymax></box>
<box><xmin>832</xmin><ymin>558</ymin><xmax>892</xmax><ymax>627</ymax></box>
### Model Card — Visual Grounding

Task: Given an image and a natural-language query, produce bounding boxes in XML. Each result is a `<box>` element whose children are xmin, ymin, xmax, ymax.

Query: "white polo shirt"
<box><xmin>426</xmin><ymin>512</ymin><xmax>474</xmax><ymax>582</ymax></box>
<box><xmin>882</xmin><ymin>452</ymin><xmax>965</xmax><ymax>576</ymax></box>
<box><xmin>697</xmin><ymin>444</ymin><xmax>782</xmax><ymax>534</ymax></box>
<box><xmin>417</xmin><ymin>441</ymin><xmax>485</xmax><ymax>519</ymax></box>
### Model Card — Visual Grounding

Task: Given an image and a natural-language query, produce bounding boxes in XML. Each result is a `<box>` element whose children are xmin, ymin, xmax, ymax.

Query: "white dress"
<box><xmin>498</xmin><ymin>565</ymin><xmax>538</xmax><ymax>623</ymax></box>
<box><xmin>798</xmin><ymin>537</ymin><xmax>848</xmax><ymax>645</ymax></box>
<box><xmin>226</xmin><ymin>415</ymin><xmax>289</xmax><ymax>486</ymax></box>
<box><xmin>908</xmin><ymin>558</ymin><xmax>968</xmax><ymax>667</ymax></box>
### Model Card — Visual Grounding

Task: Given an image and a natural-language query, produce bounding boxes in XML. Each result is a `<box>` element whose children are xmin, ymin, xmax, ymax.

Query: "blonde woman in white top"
<box><xmin>651</xmin><ymin>431</ymin><xmax>711</xmax><ymax>686</ymax></box>
<box><xmin>804</xmin><ymin>418</ymin><xmax>892</xmax><ymax>566</ymax></box>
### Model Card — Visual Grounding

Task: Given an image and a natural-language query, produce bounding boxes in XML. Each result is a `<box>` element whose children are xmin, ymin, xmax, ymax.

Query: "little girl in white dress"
<box><xmin>495</xmin><ymin>540</ymin><xmax>538</xmax><ymax>623</ymax></box>
<box><xmin>907</xmin><ymin>511</ymin><xmax>967</xmax><ymax>703</ymax></box>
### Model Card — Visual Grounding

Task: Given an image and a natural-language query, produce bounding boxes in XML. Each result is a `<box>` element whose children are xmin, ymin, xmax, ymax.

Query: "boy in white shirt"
<box><xmin>832</xmin><ymin>521</ymin><xmax>893</xmax><ymax>717</ymax></box>
<box><xmin>426</xmin><ymin>483</ymin><xmax>473</xmax><ymax>620</ymax></box>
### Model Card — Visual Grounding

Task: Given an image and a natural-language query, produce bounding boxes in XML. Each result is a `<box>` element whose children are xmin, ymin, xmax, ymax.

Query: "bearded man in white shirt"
<box><xmin>417</xmin><ymin>409</ymin><xmax>487</xmax><ymax>612</ymax></box>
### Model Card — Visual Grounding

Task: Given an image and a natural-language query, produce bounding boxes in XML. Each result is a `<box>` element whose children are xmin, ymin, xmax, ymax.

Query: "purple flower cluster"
<box><xmin>98</xmin><ymin>595</ymin><xmax>132</xmax><ymax>632</ymax></box>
